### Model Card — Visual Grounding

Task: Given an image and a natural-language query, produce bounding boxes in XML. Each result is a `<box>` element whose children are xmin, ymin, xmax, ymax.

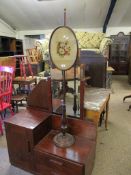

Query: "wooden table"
<box><xmin>13</xmin><ymin>76</ymin><xmax>37</xmax><ymax>94</ymax></box>
<box><xmin>84</xmin><ymin>88</ymin><xmax>110</xmax><ymax>130</ymax></box>
<box><xmin>106</xmin><ymin>66</ymin><xmax>115</xmax><ymax>89</ymax></box>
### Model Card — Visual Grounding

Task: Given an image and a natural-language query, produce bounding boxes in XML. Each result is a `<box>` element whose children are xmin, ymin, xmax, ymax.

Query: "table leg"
<box><xmin>105</xmin><ymin>95</ymin><xmax>110</xmax><ymax>130</ymax></box>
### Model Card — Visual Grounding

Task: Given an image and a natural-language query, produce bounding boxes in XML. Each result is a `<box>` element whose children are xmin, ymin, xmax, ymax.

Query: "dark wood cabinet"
<box><xmin>0</xmin><ymin>36</ymin><xmax>23</xmax><ymax>56</ymax></box>
<box><xmin>109</xmin><ymin>32</ymin><xmax>130</xmax><ymax>75</ymax></box>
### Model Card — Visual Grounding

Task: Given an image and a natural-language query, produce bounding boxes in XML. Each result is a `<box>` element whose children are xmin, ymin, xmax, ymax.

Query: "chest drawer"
<box><xmin>34</xmin><ymin>151</ymin><xmax>84</xmax><ymax>175</ymax></box>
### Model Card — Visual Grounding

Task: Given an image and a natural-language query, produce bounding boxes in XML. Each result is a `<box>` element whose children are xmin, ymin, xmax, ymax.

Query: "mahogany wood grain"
<box><xmin>4</xmin><ymin>108</ymin><xmax>52</xmax><ymax>173</ymax></box>
<box><xmin>51</xmin><ymin>114</ymin><xmax>97</xmax><ymax>141</ymax></box>
<box><xmin>34</xmin><ymin>117</ymin><xmax>96</xmax><ymax>175</ymax></box>
<box><xmin>4</xmin><ymin>77</ymin><xmax>97</xmax><ymax>175</ymax></box>
<box><xmin>27</xmin><ymin>78</ymin><xmax>52</xmax><ymax>112</ymax></box>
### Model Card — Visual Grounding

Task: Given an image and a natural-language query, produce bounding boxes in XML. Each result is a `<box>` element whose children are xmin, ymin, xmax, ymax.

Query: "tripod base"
<box><xmin>53</xmin><ymin>132</ymin><xmax>75</xmax><ymax>148</ymax></box>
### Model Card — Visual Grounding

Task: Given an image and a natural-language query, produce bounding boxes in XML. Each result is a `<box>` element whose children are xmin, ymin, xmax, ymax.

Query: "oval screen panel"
<box><xmin>49</xmin><ymin>26</ymin><xmax>78</xmax><ymax>70</ymax></box>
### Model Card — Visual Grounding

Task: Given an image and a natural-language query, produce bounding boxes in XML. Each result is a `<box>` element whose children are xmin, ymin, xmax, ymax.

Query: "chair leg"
<box><xmin>0</xmin><ymin>112</ymin><xmax>4</xmax><ymax>120</ymax></box>
<box><xmin>16</xmin><ymin>101</ymin><xmax>18</xmax><ymax>113</ymax></box>
<box><xmin>99</xmin><ymin>110</ymin><xmax>105</xmax><ymax>127</ymax></box>
<box><xmin>3</xmin><ymin>109</ymin><xmax>6</xmax><ymax>118</ymax></box>
<box><xmin>9</xmin><ymin>107</ymin><xmax>14</xmax><ymax>117</ymax></box>
<box><xmin>0</xmin><ymin>119</ymin><xmax>3</xmax><ymax>135</ymax></box>
<box><xmin>123</xmin><ymin>95</ymin><xmax>131</xmax><ymax>102</ymax></box>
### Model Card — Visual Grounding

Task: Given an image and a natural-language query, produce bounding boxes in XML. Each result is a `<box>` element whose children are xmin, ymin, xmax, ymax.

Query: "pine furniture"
<box><xmin>84</xmin><ymin>88</ymin><xmax>110</xmax><ymax>130</ymax></box>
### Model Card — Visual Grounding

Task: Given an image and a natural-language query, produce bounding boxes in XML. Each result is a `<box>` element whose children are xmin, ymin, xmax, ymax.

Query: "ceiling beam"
<box><xmin>103</xmin><ymin>0</ymin><xmax>117</xmax><ymax>33</ymax></box>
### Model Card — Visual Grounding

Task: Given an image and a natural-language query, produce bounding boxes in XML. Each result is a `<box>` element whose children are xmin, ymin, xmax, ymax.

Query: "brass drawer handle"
<box><xmin>49</xmin><ymin>159</ymin><xmax>63</xmax><ymax>166</ymax></box>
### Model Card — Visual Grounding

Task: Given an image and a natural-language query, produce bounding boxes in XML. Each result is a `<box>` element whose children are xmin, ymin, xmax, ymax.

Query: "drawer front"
<box><xmin>34</xmin><ymin>151</ymin><xmax>84</xmax><ymax>175</ymax></box>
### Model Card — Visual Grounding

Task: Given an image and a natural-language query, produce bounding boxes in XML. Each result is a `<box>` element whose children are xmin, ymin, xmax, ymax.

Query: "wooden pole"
<box><xmin>64</xmin><ymin>8</ymin><xmax>66</xmax><ymax>26</ymax></box>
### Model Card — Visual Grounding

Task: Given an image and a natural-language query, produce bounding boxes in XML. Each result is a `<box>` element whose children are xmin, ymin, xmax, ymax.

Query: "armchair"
<box><xmin>75</xmin><ymin>32</ymin><xmax>112</xmax><ymax>58</ymax></box>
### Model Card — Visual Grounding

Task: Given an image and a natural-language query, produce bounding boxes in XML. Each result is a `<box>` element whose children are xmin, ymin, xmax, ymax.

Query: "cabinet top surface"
<box><xmin>4</xmin><ymin>108</ymin><xmax>51</xmax><ymax>129</ymax></box>
<box><xmin>34</xmin><ymin>130</ymin><xmax>96</xmax><ymax>164</ymax></box>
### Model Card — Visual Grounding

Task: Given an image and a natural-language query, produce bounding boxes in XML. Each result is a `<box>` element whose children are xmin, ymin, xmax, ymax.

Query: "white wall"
<box><xmin>1</xmin><ymin>22</ymin><xmax>131</xmax><ymax>54</ymax></box>
<box><xmin>16</xmin><ymin>28</ymin><xmax>103</xmax><ymax>39</ymax></box>
<box><xmin>16</xmin><ymin>30</ymin><xmax>53</xmax><ymax>54</ymax></box>
<box><xmin>16</xmin><ymin>28</ymin><xmax>103</xmax><ymax>54</ymax></box>
<box><xmin>0</xmin><ymin>19</ymin><xmax>16</xmax><ymax>37</ymax></box>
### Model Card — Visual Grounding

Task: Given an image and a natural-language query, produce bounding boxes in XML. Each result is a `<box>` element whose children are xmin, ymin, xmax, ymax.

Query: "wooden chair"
<box><xmin>19</xmin><ymin>55</ymin><xmax>34</xmax><ymax>79</ymax></box>
<box><xmin>0</xmin><ymin>66</ymin><xmax>14</xmax><ymax>134</ymax></box>
<box><xmin>26</xmin><ymin>47</ymin><xmax>42</xmax><ymax>63</ymax></box>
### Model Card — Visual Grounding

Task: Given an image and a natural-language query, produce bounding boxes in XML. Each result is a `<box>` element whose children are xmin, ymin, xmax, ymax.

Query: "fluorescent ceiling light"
<box><xmin>37</xmin><ymin>0</ymin><xmax>56</xmax><ymax>1</ymax></box>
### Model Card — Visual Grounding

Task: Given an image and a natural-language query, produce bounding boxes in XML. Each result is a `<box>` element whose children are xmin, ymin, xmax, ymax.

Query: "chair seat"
<box><xmin>0</xmin><ymin>102</ymin><xmax>12</xmax><ymax>111</ymax></box>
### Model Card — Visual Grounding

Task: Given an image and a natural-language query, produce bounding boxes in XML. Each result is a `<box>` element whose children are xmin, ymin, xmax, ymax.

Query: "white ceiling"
<box><xmin>0</xmin><ymin>0</ymin><xmax>131</xmax><ymax>31</ymax></box>
<box><xmin>108</xmin><ymin>0</ymin><xmax>131</xmax><ymax>27</ymax></box>
<box><xmin>0</xmin><ymin>0</ymin><xmax>110</xmax><ymax>31</ymax></box>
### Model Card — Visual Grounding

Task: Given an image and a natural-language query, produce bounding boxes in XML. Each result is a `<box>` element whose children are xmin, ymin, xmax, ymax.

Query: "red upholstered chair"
<box><xmin>0</xmin><ymin>66</ymin><xmax>14</xmax><ymax>134</ymax></box>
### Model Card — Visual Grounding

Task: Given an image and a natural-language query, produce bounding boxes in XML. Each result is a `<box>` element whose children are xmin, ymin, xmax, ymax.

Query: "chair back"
<box><xmin>19</xmin><ymin>55</ymin><xmax>33</xmax><ymax>79</ymax></box>
<box><xmin>11</xmin><ymin>55</ymin><xmax>33</xmax><ymax>79</ymax></box>
<box><xmin>0</xmin><ymin>66</ymin><xmax>14</xmax><ymax>113</ymax></box>
<box><xmin>0</xmin><ymin>66</ymin><xmax>14</xmax><ymax>92</ymax></box>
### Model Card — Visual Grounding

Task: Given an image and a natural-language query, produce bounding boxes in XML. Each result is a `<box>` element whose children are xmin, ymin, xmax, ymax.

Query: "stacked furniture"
<box><xmin>38</xmin><ymin>32</ymin><xmax>111</xmax><ymax>88</ymax></box>
<box><xmin>0</xmin><ymin>56</ymin><xmax>37</xmax><ymax>112</ymax></box>
<box><xmin>4</xmin><ymin>79</ymin><xmax>97</xmax><ymax>175</ymax></box>
<box><xmin>75</xmin><ymin>32</ymin><xmax>112</xmax><ymax>88</ymax></box>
